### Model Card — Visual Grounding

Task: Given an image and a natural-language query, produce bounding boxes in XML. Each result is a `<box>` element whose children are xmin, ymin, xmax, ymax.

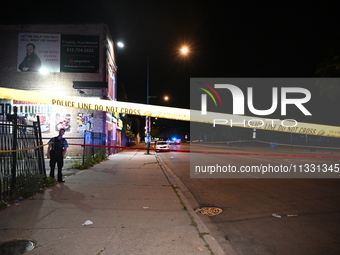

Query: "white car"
<box><xmin>155</xmin><ymin>141</ymin><xmax>170</xmax><ymax>152</ymax></box>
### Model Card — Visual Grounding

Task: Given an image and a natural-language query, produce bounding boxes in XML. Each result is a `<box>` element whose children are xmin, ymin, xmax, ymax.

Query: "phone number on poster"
<box><xmin>66</xmin><ymin>47</ymin><xmax>94</xmax><ymax>53</ymax></box>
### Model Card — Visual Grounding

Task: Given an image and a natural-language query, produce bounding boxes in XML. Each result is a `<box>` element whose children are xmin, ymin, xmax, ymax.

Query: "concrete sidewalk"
<box><xmin>0</xmin><ymin>149</ymin><xmax>226</xmax><ymax>255</ymax></box>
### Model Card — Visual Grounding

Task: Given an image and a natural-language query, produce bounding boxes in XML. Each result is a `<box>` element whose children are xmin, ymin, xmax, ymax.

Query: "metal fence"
<box><xmin>0</xmin><ymin>107</ymin><xmax>45</xmax><ymax>201</ymax></box>
<box><xmin>82</xmin><ymin>131</ymin><xmax>107</xmax><ymax>165</ymax></box>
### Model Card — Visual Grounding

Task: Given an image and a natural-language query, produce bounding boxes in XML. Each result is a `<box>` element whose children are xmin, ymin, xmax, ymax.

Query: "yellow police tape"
<box><xmin>198</xmin><ymin>140</ymin><xmax>340</xmax><ymax>150</ymax></box>
<box><xmin>256</xmin><ymin>140</ymin><xmax>340</xmax><ymax>150</ymax></box>
<box><xmin>1</xmin><ymin>87</ymin><xmax>340</xmax><ymax>138</ymax></box>
<box><xmin>0</xmin><ymin>144</ymin><xmax>46</xmax><ymax>153</ymax></box>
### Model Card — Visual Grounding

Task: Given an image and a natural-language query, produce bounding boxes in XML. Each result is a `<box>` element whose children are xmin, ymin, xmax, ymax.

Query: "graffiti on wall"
<box><xmin>77</xmin><ymin>113</ymin><xmax>93</xmax><ymax>133</ymax></box>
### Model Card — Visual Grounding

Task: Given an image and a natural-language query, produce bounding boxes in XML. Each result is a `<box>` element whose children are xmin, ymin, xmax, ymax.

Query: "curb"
<box><xmin>156</xmin><ymin>153</ymin><xmax>241</xmax><ymax>255</ymax></box>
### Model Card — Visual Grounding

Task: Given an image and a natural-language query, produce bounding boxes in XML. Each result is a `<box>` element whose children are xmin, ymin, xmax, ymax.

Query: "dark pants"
<box><xmin>49</xmin><ymin>152</ymin><xmax>64</xmax><ymax>181</ymax></box>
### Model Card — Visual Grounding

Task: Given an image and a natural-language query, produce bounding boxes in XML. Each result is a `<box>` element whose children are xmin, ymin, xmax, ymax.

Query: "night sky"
<box><xmin>2</xmin><ymin>1</ymin><xmax>340</xmax><ymax>132</ymax></box>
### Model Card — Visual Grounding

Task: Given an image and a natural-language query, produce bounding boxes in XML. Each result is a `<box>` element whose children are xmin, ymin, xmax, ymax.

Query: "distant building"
<box><xmin>0</xmin><ymin>24</ymin><xmax>122</xmax><ymax>155</ymax></box>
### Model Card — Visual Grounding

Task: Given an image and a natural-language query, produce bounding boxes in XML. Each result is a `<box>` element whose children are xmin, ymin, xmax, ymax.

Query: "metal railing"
<box><xmin>82</xmin><ymin>131</ymin><xmax>107</xmax><ymax>165</ymax></box>
<box><xmin>0</xmin><ymin>107</ymin><xmax>45</xmax><ymax>201</ymax></box>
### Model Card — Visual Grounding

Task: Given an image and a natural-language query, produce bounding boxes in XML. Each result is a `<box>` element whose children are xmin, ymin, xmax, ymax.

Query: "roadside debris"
<box><xmin>197</xmin><ymin>246</ymin><xmax>204</xmax><ymax>252</ymax></box>
<box><xmin>82</xmin><ymin>220</ymin><xmax>93</xmax><ymax>226</ymax></box>
<box><xmin>272</xmin><ymin>213</ymin><xmax>282</xmax><ymax>218</ymax></box>
<box><xmin>272</xmin><ymin>213</ymin><xmax>298</xmax><ymax>218</ymax></box>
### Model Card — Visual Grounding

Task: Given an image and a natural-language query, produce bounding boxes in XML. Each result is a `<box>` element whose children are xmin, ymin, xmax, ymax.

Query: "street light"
<box><xmin>145</xmin><ymin>47</ymin><xmax>189</xmax><ymax>154</ymax></box>
<box><xmin>180</xmin><ymin>46</ymin><xmax>189</xmax><ymax>55</ymax></box>
<box><xmin>146</xmin><ymin>57</ymin><xmax>165</xmax><ymax>154</ymax></box>
<box><xmin>146</xmin><ymin>94</ymin><xmax>170</xmax><ymax>154</ymax></box>
<box><xmin>117</xmin><ymin>42</ymin><xmax>124</xmax><ymax>48</ymax></box>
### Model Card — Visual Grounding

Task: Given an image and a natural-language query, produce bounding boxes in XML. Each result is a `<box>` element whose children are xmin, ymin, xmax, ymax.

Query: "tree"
<box><xmin>315</xmin><ymin>54</ymin><xmax>340</xmax><ymax>102</ymax></box>
<box><xmin>316</xmin><ymin>56</ymin><xmax>340</xmax><ymax>78</ymax></box>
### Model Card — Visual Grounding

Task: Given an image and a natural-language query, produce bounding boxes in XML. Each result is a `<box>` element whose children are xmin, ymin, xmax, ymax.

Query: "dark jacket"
<box><xmin>18</xmin><ymin>53</ymin><xmax>41</xmax><ymax>72</ymax></box>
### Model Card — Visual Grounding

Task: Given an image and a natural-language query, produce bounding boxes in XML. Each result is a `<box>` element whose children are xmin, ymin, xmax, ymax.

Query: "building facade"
<box><xmin>0</xmin><ymin>24</ymin><xmax>121</xmax><ymax>155</ymax></box>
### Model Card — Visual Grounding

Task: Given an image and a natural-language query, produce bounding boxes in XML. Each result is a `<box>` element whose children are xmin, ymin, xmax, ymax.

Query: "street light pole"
<box><xmin>145</xmin><ymin>46</ymin><xmax>189</xmax><ymax>154</ymax></box>
<box><xmin>146</xmin><ymin>55</ymin><xmax>151</xmax><ymax>154</ymax></box>
<box><xmin>117</xmin><ymin>43</ymin><xmax>188</xmax><ymax>154</ymax></box>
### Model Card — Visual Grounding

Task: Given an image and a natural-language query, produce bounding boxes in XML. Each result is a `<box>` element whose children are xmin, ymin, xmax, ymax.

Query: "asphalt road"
<box><xmin>158</xmin><ymin>143</ymin><xmax>340</xmax><ymax>255</ymax></box>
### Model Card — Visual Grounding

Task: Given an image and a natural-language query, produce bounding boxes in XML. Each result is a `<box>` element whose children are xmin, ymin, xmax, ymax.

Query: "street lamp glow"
<box><xmin>180</xmin><ymin>46</ymin><xmax>189</xmax><ymax>55</ymax></box>
<box><xmin>117</xmin><ymin>42</ymin><xmax>124</xmax><ymax>48</ymax></box>
<box><xmin>164</xmin><ymin>95</ymin><xmax>169</xmax><ymax>101</ymax></box>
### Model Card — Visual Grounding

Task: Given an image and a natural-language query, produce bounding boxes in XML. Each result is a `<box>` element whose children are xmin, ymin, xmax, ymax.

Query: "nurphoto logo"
<box><xmin>199</xmin><ymin>83</ymin><xmax>312</xmax><ymax>116</ymax></box>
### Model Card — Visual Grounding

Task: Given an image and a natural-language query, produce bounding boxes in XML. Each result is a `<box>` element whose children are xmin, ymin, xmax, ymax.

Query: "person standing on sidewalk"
<box><xmin>47</xmin><ymin>128</ymin><xmax>68</xmax><ymax>182</ymax></box>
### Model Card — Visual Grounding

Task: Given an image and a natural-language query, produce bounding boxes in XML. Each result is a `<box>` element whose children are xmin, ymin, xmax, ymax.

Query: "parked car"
<box><xmin>155</xmin><ymin>141</ymin><xmax>170</xmax><ymax>152</ymax></box>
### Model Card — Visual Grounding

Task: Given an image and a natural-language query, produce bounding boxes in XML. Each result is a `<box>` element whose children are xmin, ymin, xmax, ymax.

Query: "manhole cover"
<box><xmin>0</xmin><ymin>239</ymin><xmax>36</xmax><ymax>255</ymax></box>
<box><xmin>195</xmin><ymin>207</ymin><xmax>223</xmax><ymax>216</ymax></box>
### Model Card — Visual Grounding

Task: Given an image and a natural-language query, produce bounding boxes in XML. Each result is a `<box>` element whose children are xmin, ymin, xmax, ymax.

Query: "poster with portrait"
<box><xmin>55</xmin><ymin>113</ymin><xmax>71</xmax><ymax>132</ymax></box>
<box><xmin>18</xmin><ymin>33</ymin><xmax>61</xmax><ymax>72</ymax></box>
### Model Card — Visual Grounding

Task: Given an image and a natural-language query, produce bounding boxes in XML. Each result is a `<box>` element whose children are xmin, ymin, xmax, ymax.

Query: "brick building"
<box><xmin>0</xmin><ymin>24</ymin><xmax>122</xmax><ymax>155</ymax></box>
